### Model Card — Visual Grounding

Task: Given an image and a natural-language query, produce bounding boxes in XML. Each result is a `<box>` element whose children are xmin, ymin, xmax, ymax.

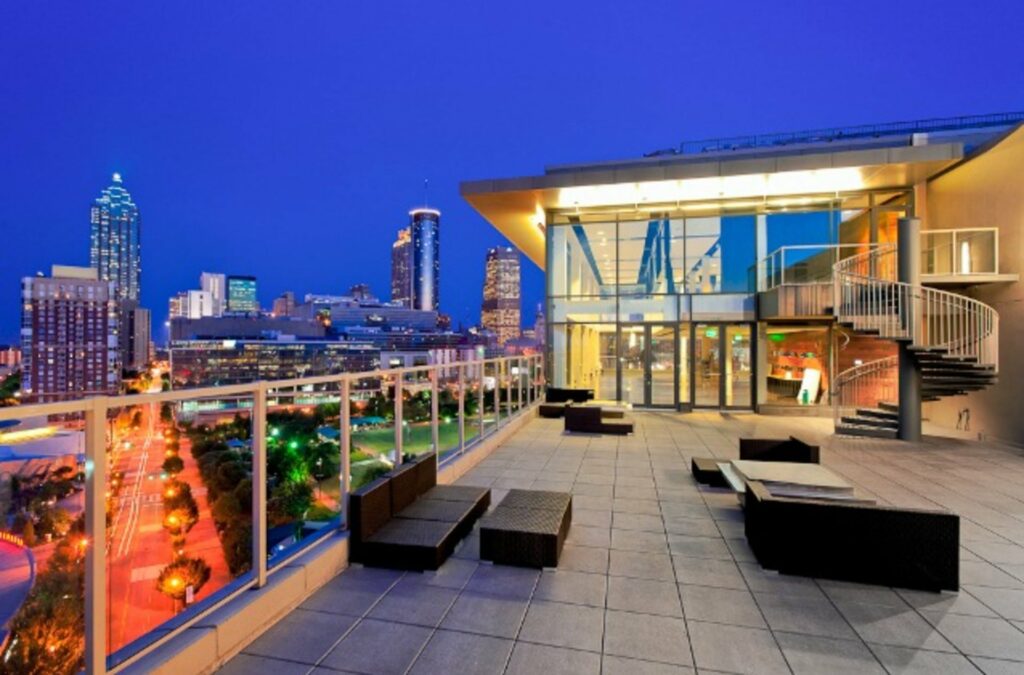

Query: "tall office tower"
<box><xmin>226</xmin><ymin>275</ymin><xmax>258</xmax><ymax>313</ymax></box>
<box><xmin>349</xmin><ymin>284</ymin><xmax>373</xmax><ymax>302</ymax></box>
<box><xmin>21</xmin><ymin>266</ymin><xmax>121</xmax><ymax>402</ymax></box>
<box><xmin>200</xmin><ymin>272</ymin><xmax>227</xmax><ymax>316</ymax></box>
<box><xmin>272</xmin><ymin>291</ymin><xmax>296</xmax><ymax>317</ymax></box>
<box><xmin>481</xmin><ymin>247</ymin><xmax>521</xmax><ymax>345</ymax></box>
<box><xmin>90</xmin><ymin>172</ymin><xmax>141</xmax><ymax>302</ymax></box>
<box><xmin>122</xmin><ymin>305</ymin><xmax>151</xmax><ymax>369</ymax></box>
<box><xmin>410</xmin><ymin>208</ymin><xmax>441</xmax><ymax>311</ymax></box>
<box><xmin>391</xmin><ymin>228</ymin><xmax>412</xmax><ymax>307</ymax></box>
<box><xmin>533</xmin><ymin>304</ymin><xmax>546</xmax><ymax>345</ymax></box>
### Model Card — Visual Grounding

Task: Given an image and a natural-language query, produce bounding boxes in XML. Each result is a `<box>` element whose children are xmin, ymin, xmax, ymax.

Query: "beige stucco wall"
<box><xmin>923</xmin><ymin>125</ymin><xmax>1024</xmax><ymax>444</ymax></box>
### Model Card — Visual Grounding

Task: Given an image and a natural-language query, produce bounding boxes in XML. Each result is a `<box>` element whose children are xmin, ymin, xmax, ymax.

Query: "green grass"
<box><xmin>352</xmin><ymin>421</ymin><xmax>462</xmax><ymax>456</ymax></box>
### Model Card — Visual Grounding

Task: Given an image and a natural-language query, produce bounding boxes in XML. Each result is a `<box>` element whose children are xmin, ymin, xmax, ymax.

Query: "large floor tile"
<box><xmin>243</xmin><ymin>608</ymin><xmax>357</xmax><ymax>664</ymax></box>
<box><xmin>868</xmin><ymin>643</ymin><xmax>982</xmax><ymax>674</ymax></box>
<box><xmin>321</xmin><ymin>618</ymin><xmax>432</xmax><ymax>675</ymax></box>
<box><xmin>534</xmin><ymin>570</ymin><xmax>607</xmax><ymax>608</ymax></box>
<box><xmin>686</xmin><ymin>620</ymin><xmax>789</xmax><ymax>675</ymax></box>
<box><xmin>679</xmin><ymin>584</ymin><xmax>765</xmax><ymax>628</ymax></box>
<box><xmin>518</xmin><ymin>599</ymin><xmax>605</xmax><ymax>651</ymax></box>
<box><xmin>407</xmin><ymin>629</ymin><xmax>513</xmax><ymax>675</ymax></box>
<box><xmin>754</xmin><ymin>590</ymin><xmax>857</xmax><ymax>639</ymax></box>
<box><xmin>607</xmin><ymin>577</ymin><xmax>683</xmax><ymax>617</ymax></box>
<box><xmin>609</xmin><ymin>549</ymin><xmax>675</xmax><ymax>581</ymax></box>
<box><xmin>505</xmin><ymin>642</ymin><xmax>601</xmax><ymax>675</ymax></box>
<box><xmin>921</xmin><ymin>611</ymin><xmax>1024</xmax><ymax>661</ymax></box>
<box><xmin>440</xmin><ymin>592</ymin><xmax>529</xmax><ymax>638</ymax></box>
<box><xmin>836</xmin><ymin>600</ymin><xmax>956</xmax><ymax>652</ymax></box>
<box><xmin>601</xmin><ymin>655</ymin><xmax>695</xmax><ymax>675</ymax></box>
<box><xmin>603</xmin><ymin>609</ymin><xmax>691</xmax><ymax>666</ymax></box>
<box><xmin>775</xmin><ymin>632</ymin><xmax>886</xmax><ymax>674</ymax></box>
<box><xmin>672</xmin><ymin>555</ymin><xmax>746</xmax><ymax>590</ymax></box>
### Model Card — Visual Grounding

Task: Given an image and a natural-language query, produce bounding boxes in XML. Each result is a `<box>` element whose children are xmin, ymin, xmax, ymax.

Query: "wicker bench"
<box><xmin>691</xmin><ymin>436</ymin><xmax>819</xmax><ymax>487</ymax></box>
<box><xmin>349</xmin><ymin>452</ymin><xmax>490</xmax><ymax>571</ymax></box>
<box><xmin>564</xmin><ymin>406</ymin><xmax>634</xmax><ymax>435</ymax></box>
<box><xmin>545</xmin><ymin>387</ymin><xmax>594</xmax><ymax>404</ymax></box>
<box><xmin>744</xmin><ymin>480</ymin><xmax>959</xmax><ymax>592</ymax></box>
<box><xmin>480</xmin><ymin>489</ymin><xmax>572</xmax><ymax>568</ymax></box>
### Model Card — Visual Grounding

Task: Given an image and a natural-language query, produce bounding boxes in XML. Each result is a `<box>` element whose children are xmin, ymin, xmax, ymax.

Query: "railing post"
<box><xmin>457</xmin><ymin>364</ymin><xmax>466</xmax><ymax>454</ymax></box>
<box><xmin>84</xmin><ymin>396</ymin><xmax>108</xmax><ymax>675</ymax></box>
<box><xmin>493</xmin><ymin>361</ymin><xmax>501</xmax><ymax>427</ymax></box>
<box><xmin>479</xmin><ymin>361</ymin><xmax>486</xmax><ymax>438</ymax></box>
<box><xmin>252</xmin><ymin>382</ymin><xmax>268</xmax><ymax>587</ymax></box>
<box><xmin>505</xmin><ymin>359</ymin><xmax>512</xmax><ymax>421</ymax></box>
<box><xmin>430</xmin><ymin>368</ymin><xmax>440</xmax><ymax>453</ymax></box>
<box><xmin>340</xmin><ymin>378</ymin><xmax>351</xmax><ymax>530</ymax></box>
<box><xmin>394</xmin><ymin>375</ymin><xmax>403</xmax><ymax>465</ymax></box>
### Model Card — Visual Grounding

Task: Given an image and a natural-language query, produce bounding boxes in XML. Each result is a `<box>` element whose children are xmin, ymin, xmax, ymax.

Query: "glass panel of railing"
<box><xmin>398</xmin><ymin>369</ymin><xmax>436</xmax><ymax>461</ymax></box>
<box><xmin>107</xmin><ymin>393</ymin><xmax>255</xmax><ymax>665</ymax></box>
<box><xmin>922</xmin><ymin>231</ymin><xmax>955</xmax><ymax>275</ymax></box>
<box><xmin>482</xmin><ymin>361</ymin><xmax>498</xmax><ymax>436</ymax></box>
<box><xmin>956</xmin><ymin>229</ymin><xmax>996</xmax><ymax>275</ymax></box>
<box><xmin>0</xmin><ymin>409</ymin><xmax>85</xmax><ymax>673</ymax></box>
<box><xmin>462</xmin><ymin>362</ymin><xmax>483</xmax><ymax>448</ymax></box>
<box><xmin>349</xmin><ymin>374</ymin><xmax>396</xmax><ymax>488</ymax></box>
<box><xmin>263</xmin><ymin>381</ymin><xmax>342</xmax><ymax>567</ymax></box>
<box><xmin>776</xmin><ymin>246</ymin><xmax>837</xmax><ymax>285</ymax></box>
<box><xmin>436</xmin><ymin>365</ymin><xmax>462</xmax><ymax>461</ymax></box>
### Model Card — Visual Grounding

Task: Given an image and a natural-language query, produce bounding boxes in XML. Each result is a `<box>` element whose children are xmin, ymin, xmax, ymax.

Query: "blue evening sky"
<box><xmin>1</xmin><ymin>1</ymin><xmax>1022</xmax><ymax>343</ymax></box>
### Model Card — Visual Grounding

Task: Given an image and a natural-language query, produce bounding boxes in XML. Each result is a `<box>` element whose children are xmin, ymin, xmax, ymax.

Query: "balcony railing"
<box><xmin>0</xmin><ymin>354</ymin><xmax>543</xmax><ymax>674</ymax></box>
<box><xmin>921</xmin><ymin>228</ymin><xmax>999</xmax><ymax>277</ymax></box>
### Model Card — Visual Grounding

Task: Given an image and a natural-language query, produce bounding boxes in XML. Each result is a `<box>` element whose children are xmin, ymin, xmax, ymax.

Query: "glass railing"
<box><xmin>921</xmin><ymin>228</ymin><xmax>998</xmax><ymax>276</ymax></box>
<box><xmin>757</xmin><ymin>244</ymin><xmax>878</xmax><ymax>291</ymax></box>
<box><xmin>0</xmin><ymin>354</ymin><xmax>542</xmax><ymax>674</ymax></box>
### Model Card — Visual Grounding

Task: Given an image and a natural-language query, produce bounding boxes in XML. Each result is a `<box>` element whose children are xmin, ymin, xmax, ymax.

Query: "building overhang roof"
<box><xmin>461</xmin><ymin>141</ymin><xmax>964</xmax><ymax>268</ymax></box>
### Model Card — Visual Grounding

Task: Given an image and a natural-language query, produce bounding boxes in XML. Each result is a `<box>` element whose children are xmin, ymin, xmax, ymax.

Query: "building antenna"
<box><xmin>423</xmin><ymin>178</ymin><xmax>429</xmax><ymax>208</ymax></box>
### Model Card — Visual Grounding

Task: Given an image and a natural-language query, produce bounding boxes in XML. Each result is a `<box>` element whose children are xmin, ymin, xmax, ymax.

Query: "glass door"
<box><xmin>619</xmin><ymin>325</ymin><xmax>646</xmax><ymax>406</ymax></box>
<box><xmin>693</xmin><ymin>323</ymin><xmax>753</xmax><ymax>409</ymax></box>
<box><xmin>694</xmin><ymin>324</ymin><xmax>721</xmax><ymax>407</ymax></box>
<box><xmin>649</xmin><ymin>325</ymin><xmax>676</xmax><ymax>407</ymax></box>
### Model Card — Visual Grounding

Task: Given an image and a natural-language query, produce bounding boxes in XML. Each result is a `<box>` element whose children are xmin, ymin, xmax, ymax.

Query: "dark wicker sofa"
<box><xmin>349</xmin><ymin>452</ymin><xmax>490</xmax><ymax>571</ymax></box>
<box><xmin>744</xmin><ymin>480</ymin><xmax>959</xmax><ymax>592</ymax></box>
<box><xmin>739</xmin><ymin>436</ymin><xmax>820</xmax><ymax>463</ymax></box>
<box><xmin>545</xmin><ymin>387</ymin><xmax>595</xmax><ymax>404</ymax></box>
<box><xmin>564</xmin><ymin>406</ymin><xmax>633</xmax><ymax>435</ymax></box>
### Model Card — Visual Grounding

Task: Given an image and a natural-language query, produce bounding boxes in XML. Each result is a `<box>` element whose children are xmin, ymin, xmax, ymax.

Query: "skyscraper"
<box><xmin>390</xmin><ymin>228</ymin><xmax>412</xmax><ymax>307</ymax></box>
<box><xmin>90</xmin><ymin>172</ymin><xmax>141</xmax><ymax>302</ymax></box>
<box><xmin>410</xmin><ymin>208</ymin><xmax>441</xmax><ymax>311</ymax></box>
<box><xmin>226</xmin><ymin>275</ymin><xmax>258</xmax><ymax>313</ymax></box>
<box><xmin>21</xmin><ymin>266</ymin><xmax>121</xmax><ymax>402</ymax></box>
<box><xmin>272</xmin><ymin>291</ymin><xmax>296</xmax><ymax>317</ymax></box>
<box><xmin>481</xmin><ymin>247</ymin><xmax>521</xmax><ymax>345</ymax></box>
<box><xmin>349</xmin><ymin>283</ymin><xmax>373</xmax><ymax>302</ymax></box>
<box><xmin>200</xmin><ymin>272</ymin><xmax>227</xmax><ymax>316</ymax></box>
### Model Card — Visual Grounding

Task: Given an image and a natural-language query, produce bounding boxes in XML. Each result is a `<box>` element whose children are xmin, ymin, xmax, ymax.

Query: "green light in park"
<box><xmin>270</xmin><ymin>427</ymin><xmax>280</xmax><ymax>437</ymax></box>
<box><xmin>768</xmin><ymin>333</ymin><xmax>785</xmax><ymax>343</ymax></box>
<box><xmin>443</xmin><ymin>416</ymin><xmax>452</xmax><ymax>424</ymax></box>
<box><xmin>288</xmin><ymin>440</ymin><xmax>299</xmax><ymax>450</ymax></box>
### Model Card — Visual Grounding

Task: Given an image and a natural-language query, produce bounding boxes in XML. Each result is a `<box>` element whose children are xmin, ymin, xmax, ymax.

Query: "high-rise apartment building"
<box><xmin>226</xmin><ymin>275</ymin><xmax>258</xmax><ymax>313</ymax></box>
<box><xmin>200</xmin><ymin>272</ymin><xmax>227</xmax><ymax>316</ymax></box>
<box><xmin>391</xmin><ymin>228</ymin><xmax>412</xmax><ymax>307</ymax></box>
<box><xmin>124</xmin><ymin>305</ymin><xmax>151</xmax><ymax>369</ymax></box>
<box><xmin>20</xmin><ymin>266</ymin><xmax>120</xmax><ymax>402</ymax></box>
<box><xmin>410</xmin><ymin>208</ymin><xmax>441</xmax><ymax>311</ymax></box>
<box><xmin>272</xmin><ymin>291</ymin><xmax>296</xmax><ymax>317</ymax></box>
<box><xmin>90</xmin><ymin>173</ymin><xmax>141</xmax><ymax>302</ymax></box>
<box><xmin>481</xmin><ymin>247</ymin><xmax>521</xmax><ymax>345</ymax></box>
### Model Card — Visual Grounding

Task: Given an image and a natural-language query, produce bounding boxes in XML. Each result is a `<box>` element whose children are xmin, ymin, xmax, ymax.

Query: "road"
<box><xmin>0</xmin><ymin>541</ymin><xmax>33</xmax><ymax>647</ymax></box>
<box><xmin>105</xmin><ymin>403</ymin><xmax>231</xmax><ymax>654</ymax></box>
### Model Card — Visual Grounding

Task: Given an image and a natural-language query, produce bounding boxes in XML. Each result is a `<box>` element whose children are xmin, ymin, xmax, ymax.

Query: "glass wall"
<box><xmin>765</xmin><ymin>325</ymin><xmax>829</xmax><ymax>406</ymax></box>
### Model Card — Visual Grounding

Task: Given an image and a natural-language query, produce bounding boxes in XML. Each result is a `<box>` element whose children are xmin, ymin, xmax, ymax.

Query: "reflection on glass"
<box><xmin>619</xmin><ymin>326</ymin><xmax>646</xmax><ymax>406</ymax></box>
<box><xmin>725</xmin><ymin>325</ymin><xmax>752</xmax><ymax>408</ymax></box>
<box><xmin>566</xmin><ymin>324</ymin><xmax>616</xmax><ymax>400</ymax></box>
<box><xmin>766</xmin><ymin>326</ymin><xmax>828</xmax><ymax>405</ymax></box>
<box><xmin>650</xmin><ymin>326</ymin><xmax>676</xmax><ymax>406</ymax></box>
<box><xmin>679</xmin><ymin>325</ymin><xmax>691</xmax><ymax>403</ymax></box>
<box><xmin>695</xmin><ymin>324</ymin><xmax>721</xmax><ymax>406</ymax></box>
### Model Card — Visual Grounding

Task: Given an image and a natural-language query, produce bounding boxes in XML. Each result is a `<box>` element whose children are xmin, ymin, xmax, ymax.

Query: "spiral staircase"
<box><xmin>831</xmin><ymin>245</ymin><xmax>999</xmax><ymax>438</ymax></box>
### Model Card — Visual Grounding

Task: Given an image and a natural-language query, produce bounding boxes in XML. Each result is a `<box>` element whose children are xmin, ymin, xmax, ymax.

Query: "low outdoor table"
<box><xmin>480</xmin><ymin>489</ymin><xmax>572</xmax><ymax>568</ymax></box>
<box><xmin>722</xmin><ymin>460</ymin><xmax>876</xmax><ymax>506</ymax></box>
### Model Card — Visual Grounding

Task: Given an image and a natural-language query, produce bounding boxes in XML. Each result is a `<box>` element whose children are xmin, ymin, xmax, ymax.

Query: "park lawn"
<box><xmin>352</xmin><ymin>421</ymin><xmax>462</xmax><ymax>456</ymax></box>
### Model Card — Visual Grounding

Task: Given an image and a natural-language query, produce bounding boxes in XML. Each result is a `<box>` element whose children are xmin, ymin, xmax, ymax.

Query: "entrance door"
<box><xmin>618</xmin><ymin>325</ymin><xmax>677</xmax><ymax>408</ymax></box>
<box><xmin>693</xmin><ymin>323</ymin><xmax>753</xmax><ymax>409</ymax></box>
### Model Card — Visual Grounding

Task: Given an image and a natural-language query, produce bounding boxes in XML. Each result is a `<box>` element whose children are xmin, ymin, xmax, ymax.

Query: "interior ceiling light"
<box><xmin>556</xmin><ymin>168</ymin><xmax>864</xmax><ymax>209</ymax></box>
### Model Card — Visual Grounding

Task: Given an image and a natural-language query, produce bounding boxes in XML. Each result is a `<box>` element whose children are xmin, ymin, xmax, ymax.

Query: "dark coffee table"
<box><xmin>480</xmin><ymin>489</ymin><xmax>572</xmax><ymax>568</ymax></box>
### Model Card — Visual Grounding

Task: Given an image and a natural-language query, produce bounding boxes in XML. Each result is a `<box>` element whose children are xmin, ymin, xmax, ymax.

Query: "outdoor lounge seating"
<box><xmin>539</xmin><ymin>402</ymin><xmax>571</xmax><ymax>418</ymax></box>
<box><xmin>744</xmin><ymin>480</ymin><xmax>959</xmax><ymax>592</ymax></box>
<box><xmin>545</xmin><ymin>387</ymin><xmax>594</xmax><ymax>403</ymax></box>
<box><xmin>564</xmin><ymin>405</ymin><xmax>634</xmax><ymax>435</ymax></box>
<box><xmin>349</xmin><ymin>452</ymin><xmax>490</xmax><ymax>571</ymax></box>
<box><xmin>480</xmin><ymin>489</ymin><xmax>572</xmax><ymax>568</ymax></box>
<box><xmin>691</xmin><ymin>435</ymin><xmax>819</xmax><ymax>486</ymax></box>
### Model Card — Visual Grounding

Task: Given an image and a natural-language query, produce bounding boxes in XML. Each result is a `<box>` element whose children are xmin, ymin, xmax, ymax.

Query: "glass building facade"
<box><xmin>546</xmin><ymin>192</ymin><xmax>912</xmax><ymax>410</ymax></box>
<box><xmin>410</xmin><ymin>208</ymin><xmax>440</xmax><ymax>311</ymax></box>
<box><xmin>226</xmin><ymin>275</ymin><xmax>259</xmax><ymax>313</ymax></box>
<box><xmin>90</xmin><ymin>172</ymin><xmax>141</xmax><ymax>302</ymax></box>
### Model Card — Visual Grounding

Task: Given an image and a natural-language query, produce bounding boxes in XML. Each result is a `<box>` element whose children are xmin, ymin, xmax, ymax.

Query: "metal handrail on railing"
<box><xmin>0</xmin><ymin>353</ymin><xmax>544</xmax><ymax>674</ymax></box>
<box><xmin>758</xmin><ymin>243</ymin><xmax>880</xmax><ymax>291</ymax></box>
<box><xmin>831</xmin><ymin>244</ymin><xmax>999</xmax><ymax>423</ymax></box>
<box><xmin>831</xmin><ymin>356</ymin><xmax>898</xmax><ymax>427</ymax></box>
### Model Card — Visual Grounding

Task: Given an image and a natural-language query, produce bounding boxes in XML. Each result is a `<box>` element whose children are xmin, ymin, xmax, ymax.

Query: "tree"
<box><xmin>162</xmin><ymin>455</ymin><xmax>184</xmax><ymax>476</ymax></box>
<box><xmin>267</xmin><ymin>480</ymin><xmax>313</xmax><ymax>526</ymax></box>
<box><xmin>164</xmin><ymin>505</ymin><xmax>198</xmax><ymax>535</ymax></box>
<box><xmin>21</xmin><ymin>519</ymin><xmax>36</xmax><ymax>547</ymax></box>
<box><xmin>156</xmin><ymin>556</ymin><xmax>211</xmax><ymax>603</ymax></box>
<box><xmin>160</xmin><ymin>402</ymin><xmax>174</xmax><ymax>424</ymax></box>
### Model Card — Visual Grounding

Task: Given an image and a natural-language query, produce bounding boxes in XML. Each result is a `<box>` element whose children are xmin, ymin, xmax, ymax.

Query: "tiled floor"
<box><xmin>220</xmin><ymin>412</ymin><xmax>1024</xmax><ymax>674</ymax></box>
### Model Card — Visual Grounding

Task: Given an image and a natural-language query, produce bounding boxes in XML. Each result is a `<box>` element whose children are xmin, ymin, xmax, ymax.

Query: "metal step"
<box><xmin>835</xmin><ymin>423</ymin><xmax>898</xmax><ymax>439</ymax></box>
<box><xmin>878</xmin><ymin>401</ymin><xmax>899</xmax><ymax>412</ymax></box>
<box><xmin>841</xmin><ymin>415</ymin><xmax>898</xmax><ymax>429</ymax></box>
<box><xmin>855</xmin><ymin>408</ymin><xmax>898</xmax><ymax>421</ymax></box>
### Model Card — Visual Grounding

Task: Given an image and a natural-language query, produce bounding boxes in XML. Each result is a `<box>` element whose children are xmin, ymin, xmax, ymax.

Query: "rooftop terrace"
<box><xmin>221</xmin><ymin>412</ymin><xmax>1024</xmax><ymax>675</ymax></box>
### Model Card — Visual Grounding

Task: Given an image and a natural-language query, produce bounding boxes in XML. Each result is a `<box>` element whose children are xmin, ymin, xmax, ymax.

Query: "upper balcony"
<box><xmin>757</xmin><ymin>227</ymin><xmax>1018</xmax><ymax>318</ymax></box>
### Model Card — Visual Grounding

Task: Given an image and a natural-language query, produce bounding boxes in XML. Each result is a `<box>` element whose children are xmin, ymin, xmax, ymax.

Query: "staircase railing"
<box><xmin>831</xmin><ymin>244</ymin><xmax>999</xmax><ymax>428</ymax></box>
<box><xmin>832</xmin><ymin>356</ymin><xmax>898</xmax><ymax>428</ymax></box>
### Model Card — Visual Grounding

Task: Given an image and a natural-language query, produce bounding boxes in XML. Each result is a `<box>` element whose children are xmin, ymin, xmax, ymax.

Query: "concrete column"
<box><xmin>898</xmin><ymin>217</ymin><xmax>922</xmax><ymax>441</ymax></box>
